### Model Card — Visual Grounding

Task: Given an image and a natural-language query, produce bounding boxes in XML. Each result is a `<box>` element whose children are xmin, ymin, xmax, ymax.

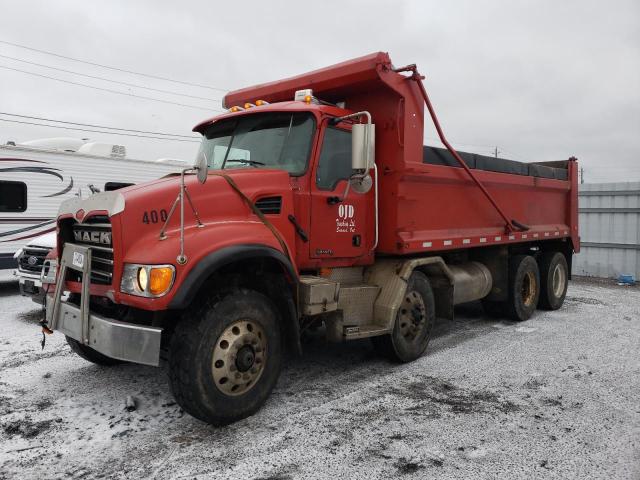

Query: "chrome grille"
<box><xmin>70</xmin><ymin>219</ymin><xmax>113</xmax><ymax>285</ymax></box>
<box><xmin>18</xmin><ymin>246</ymin><xmax>52</xmax><ymax>275</ymax></box>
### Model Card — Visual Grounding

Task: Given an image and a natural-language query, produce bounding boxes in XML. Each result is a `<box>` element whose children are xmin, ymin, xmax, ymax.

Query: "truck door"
<box><xmin>309</xmin><ymin>125</ymin><xmax>374</xmax><ymax>259</ymax></box>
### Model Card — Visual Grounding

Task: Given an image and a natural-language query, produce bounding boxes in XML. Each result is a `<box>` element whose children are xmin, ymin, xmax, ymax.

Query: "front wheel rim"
<box><xmin>212</xmin><ymin>320</ymin><xmax>267</xmax><ymax>397</ymax></box>
<box><xmin>398</xmin><ymin>290</ymin><xmax>427</xmax><ymax>342</ymax></box>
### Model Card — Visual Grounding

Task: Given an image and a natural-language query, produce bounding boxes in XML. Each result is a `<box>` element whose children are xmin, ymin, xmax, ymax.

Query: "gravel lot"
<box><xmin>0</xmin><ymin>278</ymin><xmax>638</xmax><ymax>479</ymax></box>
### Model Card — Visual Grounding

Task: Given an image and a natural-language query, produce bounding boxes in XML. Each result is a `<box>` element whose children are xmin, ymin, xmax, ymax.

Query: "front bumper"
<box><xmin>46</xmin><ymin>243</ymin><xmax>162</xmax><ymax>367</ymax></box>
<box><xmin>46</xmin><ymin>299</ymin><xmax>162</xmax><ymax>366</ymax></box>
<box><xmin>18</xmin><ymin>273</ymin><xmax>45</xmax><ymax>304</ymax></box>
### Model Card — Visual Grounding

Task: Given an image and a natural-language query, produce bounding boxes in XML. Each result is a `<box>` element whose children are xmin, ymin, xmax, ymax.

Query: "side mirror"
<box><xmin>351</xmin><ymin>123</ymin><xmax>375</xmax><ymax>171</ymax></box>
<box><xmin>194</xmin><ymin>150</ymin><xmax>208</xmax><ymax>184</ymax></box>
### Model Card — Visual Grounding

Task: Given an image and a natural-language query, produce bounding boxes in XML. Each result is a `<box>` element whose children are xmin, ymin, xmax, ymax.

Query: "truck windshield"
<box><xmin>197</xmin><ymin>112</ymin><xmax>315</xmax><ymax>175</ymax></box>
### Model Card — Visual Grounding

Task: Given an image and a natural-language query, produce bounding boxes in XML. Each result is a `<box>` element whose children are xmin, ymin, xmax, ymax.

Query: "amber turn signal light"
<box><xmin>149</xmin><ymin>267</ymin><xmax>174</xmax><ymax>296</ymax></box>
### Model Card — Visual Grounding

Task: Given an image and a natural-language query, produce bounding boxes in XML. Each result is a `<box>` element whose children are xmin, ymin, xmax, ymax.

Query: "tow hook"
<box><xmin>39</xmin><ymin>320</ymin><xmax>53</xmax><ymax>350</ymax></box>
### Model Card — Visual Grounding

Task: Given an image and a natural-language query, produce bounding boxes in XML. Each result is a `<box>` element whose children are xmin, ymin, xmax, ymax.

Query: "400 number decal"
<box><xmin>142</xmin><ymin>209</ymin><xmax>168</xmax><ymax>224</ymax></box>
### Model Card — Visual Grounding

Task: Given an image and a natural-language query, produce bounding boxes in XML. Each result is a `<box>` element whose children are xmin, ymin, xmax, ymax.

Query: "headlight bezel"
<box><xmin>121</xmin><ymin>263</ymin><xmax>175</xmax><ymax>298</ymax></box>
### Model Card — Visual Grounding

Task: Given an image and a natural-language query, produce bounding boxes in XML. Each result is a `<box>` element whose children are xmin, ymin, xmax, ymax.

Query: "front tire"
<box><xmin>539</xmin><ymin>252</ymin><xmax>569</xmax><ymax>310</ymax></box>
<box><xmin>66</xmin><ymin>336</ymin><xmax>123</xmax><ymax>366</ymax></box>
<box><xmin>372</xmin><ymin>271</ymin><xmax>435</xmax><ymax>362</ymax></box>
<box><xmin>168</xmin><ymin>289</ymin><xmax>282</xmax><ymax>425</ymax></box>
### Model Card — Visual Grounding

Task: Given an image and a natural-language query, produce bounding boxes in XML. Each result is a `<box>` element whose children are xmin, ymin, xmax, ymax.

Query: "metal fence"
<box><xmin>572</xmin><ymin>182</ymin><xmax>640</xmax><ymax>279</ymax></box>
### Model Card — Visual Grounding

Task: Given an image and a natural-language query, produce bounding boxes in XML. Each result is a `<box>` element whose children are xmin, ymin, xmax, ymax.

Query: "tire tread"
<box><xmin>539</xmin><ymin>252</ymin><xmax>568</xmax><ymax>310</ymax></box>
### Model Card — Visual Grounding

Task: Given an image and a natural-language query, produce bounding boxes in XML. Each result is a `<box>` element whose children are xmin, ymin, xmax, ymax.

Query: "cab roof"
<box><xmin>192</xmin><ymin>101</ymin><xmax>350</xmax><ymax>133</ymax></box>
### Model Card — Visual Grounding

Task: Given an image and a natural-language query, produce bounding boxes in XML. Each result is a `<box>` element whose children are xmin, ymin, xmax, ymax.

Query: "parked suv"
<box><xmin>16</xmin><ymin>231</ymin><xmax>55</xmax><ymax>304</ymax></box>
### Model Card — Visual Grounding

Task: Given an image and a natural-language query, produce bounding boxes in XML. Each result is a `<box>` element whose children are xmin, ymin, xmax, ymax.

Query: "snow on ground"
<box><xmin>0</xmin><ymin>278</ymin><xmax>639</xmax><ymax>479</ymax></box>
<box><xmin>0</xmin><ymin>270</ymin><xmax>18</xmax><ymax>284</ymax></box>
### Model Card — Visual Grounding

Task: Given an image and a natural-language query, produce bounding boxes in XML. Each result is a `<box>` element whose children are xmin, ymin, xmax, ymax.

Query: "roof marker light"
<box><xmin>294</xmin><ymin>89</ymin><xmax>313</xmax><ymax>102</ymax></box>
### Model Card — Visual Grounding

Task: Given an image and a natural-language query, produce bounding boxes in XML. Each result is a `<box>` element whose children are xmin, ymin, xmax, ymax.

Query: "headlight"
<box><xmin>137</xmin><ymin>268</ymin><xmax>148</xmax><ymax>291</ymax></box>
<box><xmin>121</xmin><ymin>264</ymin><xmax>175</xmax><ymax>297</ymax></box>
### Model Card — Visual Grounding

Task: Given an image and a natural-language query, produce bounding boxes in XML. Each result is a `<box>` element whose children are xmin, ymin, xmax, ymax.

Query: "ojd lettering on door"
<box><xmin>336</xmin><ymin>204</ymin><xmax>356</xmax><ymax>233</ymax></box>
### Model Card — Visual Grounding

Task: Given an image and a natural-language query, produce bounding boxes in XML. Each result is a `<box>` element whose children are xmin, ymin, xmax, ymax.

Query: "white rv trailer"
<box><xmin>0</xmin><ymin>139</ymin><xmax>188</xmax><ymax>271</ymax></box>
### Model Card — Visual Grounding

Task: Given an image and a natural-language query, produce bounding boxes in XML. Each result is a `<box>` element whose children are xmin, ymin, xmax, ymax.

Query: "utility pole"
<box><xmin>580</xmin><ymin>167</ymin><xmax>584</xmax><ymax>184</ymax></box>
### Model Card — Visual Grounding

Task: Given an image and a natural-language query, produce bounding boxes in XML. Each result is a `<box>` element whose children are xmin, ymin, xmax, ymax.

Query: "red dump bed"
<box><xmin>225</xmin><ymin>52</ymin><xmax>579</xmax><ymax>256</ymax></box>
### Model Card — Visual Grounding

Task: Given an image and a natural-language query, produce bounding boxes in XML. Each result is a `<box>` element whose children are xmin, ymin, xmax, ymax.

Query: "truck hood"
<box><xmin>119</xmin><ymin>168</ymin><xmax>292</xmax><ymax>218</ymax></box>
<box><xmin>115</xmin><ymin>168</ymin><xmax>296</xmax><ymax>264</ymax></box>
<box><xmin>58</xmin><ymin>169</ymin><xmax>292</xmax><ymax>222</ymax></box>
<box><xmin>54</xmin><ymin>168</ymin><xmax>298</xmax><ymax>310</ymax></box>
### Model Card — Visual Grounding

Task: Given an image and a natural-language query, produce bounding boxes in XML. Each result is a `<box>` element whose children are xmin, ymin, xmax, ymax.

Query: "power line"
<box><xmin>0</xmin><ymin>64</ymin><xmax>224</xmax><ymax>112</ymax></box>
<box><xmin>0</xmin><ymin>112</ymin><xmax>200</xmax><ymax>139</ymax></box>
<box><xmin>0</xmin><ymin>118</ymin><xmax>201</xmax><ymax>143</ymax></box>
<box><xmin>0</xmin><ymin>53</ymin><xmax>223</xmax><ymax>102</ymax></box>
<box><xmin>0</xmin><ymin>39</ymin><xmax>228</xmax><ymax>92</ymax></box>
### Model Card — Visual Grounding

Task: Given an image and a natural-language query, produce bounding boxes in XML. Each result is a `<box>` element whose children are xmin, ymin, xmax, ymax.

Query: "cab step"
<box><xmin>342</xmin><ymin>324</ymin><xmax>390</xmax><ymax>340</ymax></box>
<box><xmin>324</xmin><ymin>283</ymin><xmax>386</xmax><ymax>341</ymax></box>
<box><xmin>337</xmin><ymin>283</ymin><xmax>381</xmax><ymax>325</ymax></box>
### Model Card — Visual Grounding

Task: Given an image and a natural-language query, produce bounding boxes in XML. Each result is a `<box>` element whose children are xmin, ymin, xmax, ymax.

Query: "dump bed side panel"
<box><xmin>379</xmin><ymin>157</ymin><xmax>579</xmax><ymax>255</ymax></box>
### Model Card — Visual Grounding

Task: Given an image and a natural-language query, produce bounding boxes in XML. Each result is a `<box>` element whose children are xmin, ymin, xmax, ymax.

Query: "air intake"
<box><xmin>254</xmin><ymin>196</ymin><xmax>282</xmax><ymax>215</ymax></box>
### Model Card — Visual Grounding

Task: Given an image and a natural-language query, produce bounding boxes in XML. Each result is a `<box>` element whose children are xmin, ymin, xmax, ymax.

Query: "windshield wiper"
<box><xmin>225</xmin><ymin>159</ymin><xmax>265</xmax><ymax>168</ymax></box>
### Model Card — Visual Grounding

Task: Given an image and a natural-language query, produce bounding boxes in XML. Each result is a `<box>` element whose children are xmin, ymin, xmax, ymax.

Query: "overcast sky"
<box><xmin>1</xmin><ymin>0</ymin><xmax>638</xmax><ymax>183</ymax></box>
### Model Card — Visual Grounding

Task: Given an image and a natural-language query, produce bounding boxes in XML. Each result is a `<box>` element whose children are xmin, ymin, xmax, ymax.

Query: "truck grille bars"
<box><xmin>68</xmin><ymin>218</ymin><xmax>114</xmax><ymax>285</ymax></box>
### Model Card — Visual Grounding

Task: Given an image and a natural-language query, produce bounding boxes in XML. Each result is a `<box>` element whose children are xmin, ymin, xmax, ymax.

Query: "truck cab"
<box><xmin>193</xmin><ymin>97</ymin><xmax>376</xmax><ymax>269</ymax></box>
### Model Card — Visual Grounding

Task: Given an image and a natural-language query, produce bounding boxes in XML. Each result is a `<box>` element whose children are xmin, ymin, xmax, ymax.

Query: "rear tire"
<box><xmin>538</xmin><ymin>252</ymin><xmax>569</xmax><ymax>310</ymax></box>
<box><xmin>372</xmin><ymin>271</ymin><xmax>435</xmax><ymax>362</ymax></box>
<box><xmin>506</xmin><ymin>255</ymin><xmax>540</xmax><ymax>321</ymax></box>
<box><xmin>66</xmin><ymin>336</ymin><xmax>123</xmax><ymax>366</ymax></box>
<box><xmin>168</xmin><ymin>289</ymin><xmax>282</xmax><ymax>425</ymax></box>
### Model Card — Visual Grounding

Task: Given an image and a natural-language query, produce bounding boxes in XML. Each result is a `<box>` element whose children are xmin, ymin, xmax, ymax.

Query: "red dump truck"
<box><xmin>44</xmin><ymin>52</ymin><xmax>579</xmax><ymax>425</ymax></box>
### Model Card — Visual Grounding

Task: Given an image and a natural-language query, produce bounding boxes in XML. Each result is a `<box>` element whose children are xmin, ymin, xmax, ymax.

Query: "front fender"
<box><xmin>168</xmin><ymin>243</ymin><xmax>297</xmax><ymax>309</ymax></box>
<box><xmin>115</xmin><ymin>221</ymin><xmax>296</xmax><ymax>310</ymax></box>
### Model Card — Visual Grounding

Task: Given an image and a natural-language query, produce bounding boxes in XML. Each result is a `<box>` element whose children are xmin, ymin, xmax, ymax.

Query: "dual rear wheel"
<box><xmin>482</xmin><ymin>251</ymin><xmax>568</xmax><ymax>321</ymax></box>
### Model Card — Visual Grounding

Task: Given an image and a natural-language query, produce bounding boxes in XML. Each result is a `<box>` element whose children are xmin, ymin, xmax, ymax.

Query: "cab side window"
<box><xmin>316</xmin><ymin>128</ymin><xmax>352</xmax><ymax>190</ymax></box>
